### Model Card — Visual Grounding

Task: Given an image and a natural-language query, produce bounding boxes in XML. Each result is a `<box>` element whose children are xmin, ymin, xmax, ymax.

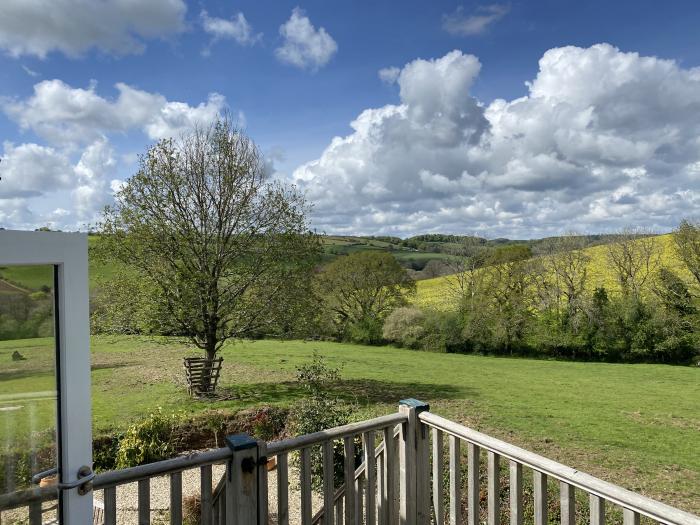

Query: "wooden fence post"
<box><xmin>225</xmin><ymin>434</ymin><xmax>265</xmax><ymax>525</ymax></box>
<box><xmin>398</xmin><ymin>398</ymin><xmax>430</xmax><ymax>525</ymax></box>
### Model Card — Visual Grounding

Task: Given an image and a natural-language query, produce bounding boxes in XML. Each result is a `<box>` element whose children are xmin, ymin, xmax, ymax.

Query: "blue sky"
<box><xmin>1</xmin><ymin>0</ymin><xmax>700</xmax><ymax>237</ymax></box>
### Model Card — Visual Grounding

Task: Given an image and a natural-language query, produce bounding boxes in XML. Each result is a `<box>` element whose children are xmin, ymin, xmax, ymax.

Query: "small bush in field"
<box><xmin>382</xmin><ymin>307</ymin><xmax>426</xmax><ymax>348</ymax></box>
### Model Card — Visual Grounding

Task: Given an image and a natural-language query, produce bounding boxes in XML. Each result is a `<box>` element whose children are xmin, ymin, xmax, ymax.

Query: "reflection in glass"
<box><xmin>0</xmin><ymin>264</ymin><xmax>57</xmax><ymax>522</ymax></box>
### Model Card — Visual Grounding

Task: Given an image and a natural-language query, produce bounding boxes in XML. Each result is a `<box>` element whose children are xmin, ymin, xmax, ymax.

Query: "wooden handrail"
<box><xmin>266</xmin><ymin>413</ymin><xmax>406</xmax><ymax>456</ymax></box>
<box><xmin>93</xmin><ymin>447</ymin><xmax>230</xmax><ymax>489</ymax></box>
<box><xmin>419</xmin><ymin>411</ymin><xmax>700</xmax><ymax>525</ymax></box>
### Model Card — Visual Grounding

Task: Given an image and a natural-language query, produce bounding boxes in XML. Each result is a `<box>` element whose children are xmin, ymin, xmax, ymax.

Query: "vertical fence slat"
<box><xmin>219</xmin><ymin>487</ymin><xmax>226</xmax><ymax>525</ymax></box>
<box><xmin>336</xmin><ymin>496</ymin><xmax>344</xmax><ymax>525</ymax></box>
<box><xmin>355</xmin><ymin>473</ymin><xmax>364</xmax><ymax>525</ymax></box>
<box><xmin>590</xmin><ymin>495</ymin><xmax>605</xmax><ymax>525</ymax></box>
<box><xmin>104</xmin><ymin>486</ymin><xmax>117</xmax><ymax>525</ymax></box>
<box><xmin>560</xmin><ymin>482</ymin><xmax>575</xmax><ymax>525</ymax></box>
<box><xmin>301</xmin><ymin>447</ymin><xmax>313</xmax><ymax>525</ymax></box>
<box><xmin>28</xmin><ymin>500</ymin><xmax>41</xmax><ymax>525</ymax></box>
<box><xmin>364</xmin><ymin>431</ymin><xmax>376</xmax><ymax>525</ymax></box>
<box><xmin>432</xmin><ymin>429</ymin><xmax>445</xmax><ymax>525</ymax></box>
<box><xmin>170</xmin><ymin>471</ymin><xmax>182</xmax><ymax>525</ymax></box>
<box><xmin>449</xmin><ymin>435</ymin><xmax>462</xmax><ymax>525</ymax></box>
<box><xmin>378</xmin><ymin>448</ymin><xmax>386</xmax><ymax>525</ymax></box>
<box><xmin>201</xmin><ymin>465</ymin><xmax>212</xmax><ymax>525</ymax></box>
<box><xmin>488</xmin><ymin>452</ymin><xmax>500</xmax><ymax>525</ymax></box>
<box><xmin>468</xmin><ymin>442</ymin><xmax>480</xmax><ymax>525</ymax></box>
<box><xmin>509</xmin><ymin>462</ymin><xmax>522</xmax><ymax>525</ymax></box>
<box><xmin>138</xmin><ymin>478</ymin><xmax>150</xmax><ymax>525</ymax></box>
<box><xmin>416</xmin><ymin>421</ymin><xmax>430</xmax><ymax>525</ymax></box>
<box><xmin>343</xmin><ymin>436</ymin><xmax>356</xmax><ymax>525</ymax></box>
<box><xmin>258</xmin><ymin>442</ymin><xmax>269</xmax><ymax>525</ymax></box>
<box><xmin>383</xmin><ymin>426</ymin><xmax>398</xmax><ymax>525</ymax></box>
<box><xmin>533</xmin><ymin>471</ymin><xmax>547</xmax><ymax>525</ymax></box>
<box><xmin>278</xmin><ymin>452</ymin><xmax>289</xmax><ymax>525</ymax></box>
<box><xmin>623</xmin><ymin>508</ymin><xmax>640</xmax><ymax>525</ymax></box>
<box><xmin>323</xmin><ymin>440</ymin><xmax>335</xmax><ymax>525</ymax></box>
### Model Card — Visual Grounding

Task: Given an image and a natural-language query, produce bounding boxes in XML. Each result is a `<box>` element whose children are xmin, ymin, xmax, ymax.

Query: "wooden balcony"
<box><xmin>1</xmin><ymin>399</ymin><xmax>698</xmax><ymax>525</ymax></box>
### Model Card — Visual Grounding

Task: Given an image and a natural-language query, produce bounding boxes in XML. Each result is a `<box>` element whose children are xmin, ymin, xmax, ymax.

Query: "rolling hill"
<box><xmin>413</xmin><ymin>233</ymin><xmax>686</xmax><ymax>309</ymax></box>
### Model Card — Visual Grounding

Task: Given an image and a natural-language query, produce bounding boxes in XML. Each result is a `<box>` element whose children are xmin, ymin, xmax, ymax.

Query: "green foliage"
<box><xmin>289</xmin><ymin>353</ymin><xmax>353</xmax><ymax>490</ymax></box>
<box><xmin>0</xmin><ymin>292</ymin><xmax>53</xmax><ymax>340</ymax></box>
<box><xmin>97</xmin><ymin>118</ymin><xmax>320</xmax><ymax>359</ymax></box>
<box><xmin>316</xmin><ymin>251</ymin><xmax>415</xmax><ymax>342</ymax></box>
<box><xmin>115</xmin><ymin>409</ymin><xmax>180</xmax><ymax>468</ymax></box>
<box><xmin>93</xmin><ymin>434</ymin><xmax>122</xmax><ymax>472</ymax></box>
<box><xmin>382</xmin><ymin>307</ymin><xmax>426</xmax><ymax>348</ymax></box>
<box><xmin>673</xmin><ymin>219</ymin><xmax>700</xmax><ymax>288</ymax></box>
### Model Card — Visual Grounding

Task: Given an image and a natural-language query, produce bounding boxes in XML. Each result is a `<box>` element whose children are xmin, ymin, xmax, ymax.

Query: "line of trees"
<box><xmin>382</xmin><ymin>224</ymin><xmax>700</xmax><ymax>364</ymax></box>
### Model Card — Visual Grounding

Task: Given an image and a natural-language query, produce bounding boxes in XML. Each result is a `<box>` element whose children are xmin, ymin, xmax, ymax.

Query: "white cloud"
<box><xmin>275</xmin><ymin>8</ymin><xmax>337</xmax><ymax>71</ymax></box>
<box><xmin>0</xmin><ymin>138</ymin><xmax>118</xmax><ymax>228</ymax></box>
<box><xmin>3</xmin><ymin>79</ymin><xmax>226</xmax><ymax>146</ymax></box>
<box><xmin>72</xmin><ymin>138</ymin><xmax>117</xmax><ymax>221</ymax></box>
<box><xmin>378</xmin><ymin>67</ymin><xmax>400</xmax><ymax>84</ymax></box>
<box><xmin>0</xmin><ymin>0</ymin><xmax>186</xmax><ymax>58</ymax></box>
<box><xmin>200</xmin><ymin>10</ymin><xmax>261</xmax><ymax>47</ymax></box>
<box><xmin>443</xmin><ymin>4</ymin><xmax>510</xmax><ymax>36</ymax></box>
<box><xmin>293</xmin><ymin>44</ymin><xmax>700</xmax><ymax>237</ymax></box>
<box><xmin>0</xmin><ymin>142</ymin><xmax>73</xmax><ymax>199</ymax></box>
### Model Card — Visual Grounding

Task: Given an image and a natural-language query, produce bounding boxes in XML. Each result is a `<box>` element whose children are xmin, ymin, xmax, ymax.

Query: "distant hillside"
<box><xmin>413</xmin><ymin>233</ymin><xmax>685</xmax><ymax>309</ymax></box>
<box><xmin>0</xmin><ymin>232</ymin><xmax>663</xmax><ymax>292</ymax></box>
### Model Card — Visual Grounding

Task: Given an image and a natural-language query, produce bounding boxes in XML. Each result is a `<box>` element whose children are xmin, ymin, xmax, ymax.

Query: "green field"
<box><xmin>0</xmin><ymin>336</ymin><xmax>697</xmax><ymax>512</ymax></box>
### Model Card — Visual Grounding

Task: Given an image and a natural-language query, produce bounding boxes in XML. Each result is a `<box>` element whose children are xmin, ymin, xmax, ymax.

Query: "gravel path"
<box><xmin>92</xmin><ymin>462</ymin><xmax>323</xmax><ymax>524</ymax></box>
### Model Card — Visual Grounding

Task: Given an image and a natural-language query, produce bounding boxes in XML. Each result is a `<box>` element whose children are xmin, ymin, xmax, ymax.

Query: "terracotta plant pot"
<box><xmin>40</xmin><ymin>475</ymin><xmax>57</xmax><ymax>488</ymax></box>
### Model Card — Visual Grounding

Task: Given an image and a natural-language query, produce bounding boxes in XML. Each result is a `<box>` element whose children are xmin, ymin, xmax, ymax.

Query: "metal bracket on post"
<box><xmin>399</xmin><ymin>398</ymin><xmax>431</xmax><ymax>525</ymax></box>
<box><xmin>225</xmin><ymin>433</ymin><xmax>262</xmax><ymax>525</ymax></box>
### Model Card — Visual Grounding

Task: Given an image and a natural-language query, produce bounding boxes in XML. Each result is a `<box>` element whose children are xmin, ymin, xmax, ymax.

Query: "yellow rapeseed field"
<box><xmin>413</xmin><ymin>234</ymin><xmax>689</xmax><ymax>310</ymax></box>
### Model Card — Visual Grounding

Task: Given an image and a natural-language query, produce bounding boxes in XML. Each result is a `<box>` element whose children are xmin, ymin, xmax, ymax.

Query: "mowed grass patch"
<box><xmin>0</xmin><ymin>336</ymin><xmax>697</xmax><ymax>512</ymax></box>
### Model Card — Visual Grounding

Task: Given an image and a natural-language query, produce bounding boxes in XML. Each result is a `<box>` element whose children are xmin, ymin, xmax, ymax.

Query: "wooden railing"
<box><xmin>2</xmin><ymin>399</ymin><xmax>699</xmax><ymax>525</ymax></box>
<box><xmin>418</xmin><ymin>410</ymin><xmax>700</xmax><ymax>525</ymax></box>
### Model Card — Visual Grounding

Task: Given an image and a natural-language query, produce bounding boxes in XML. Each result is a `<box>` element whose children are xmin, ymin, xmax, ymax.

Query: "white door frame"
<box><xmin>0</xmin><ymin>230</ymin><xmax>93</xmax><ymax>523</ymax></box>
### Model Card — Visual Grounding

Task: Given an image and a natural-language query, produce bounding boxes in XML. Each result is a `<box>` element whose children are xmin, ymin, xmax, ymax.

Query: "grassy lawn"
<box><xmin>0</xmin><ymin>336</ymin><xmax>698</xmax><ymax>512</ymax></box>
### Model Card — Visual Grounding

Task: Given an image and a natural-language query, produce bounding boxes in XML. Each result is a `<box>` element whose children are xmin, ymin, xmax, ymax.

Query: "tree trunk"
<box><xmin>201</xmin><ymin>332</ymin><xmax>218</xmax><ymax>392</ymax></box>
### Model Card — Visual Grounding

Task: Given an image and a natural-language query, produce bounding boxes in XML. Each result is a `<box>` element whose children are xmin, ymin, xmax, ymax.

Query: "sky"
<box><xmin>1</xmin><ymin>0</ymin><xmax>700</xmax><ymax>238</ymax></box>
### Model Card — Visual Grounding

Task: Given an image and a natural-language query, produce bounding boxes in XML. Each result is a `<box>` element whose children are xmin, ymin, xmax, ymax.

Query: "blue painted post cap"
<box><xmin>225</xmin><ymin>433</ymin><xmax>257</xmax><ymax>452</ymax></box>
<box><xmin>399</xmin><ymin>398</ymin><xmax>430</xmax><ymax>412</ymax></box>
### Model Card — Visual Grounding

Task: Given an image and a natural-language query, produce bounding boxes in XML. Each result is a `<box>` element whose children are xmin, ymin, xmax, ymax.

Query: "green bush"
<box><xmin>347</xmin><ymin>317</ymin><xmax>384</xmax><ymax>344</ymax></box>
<box><xmin>421</xmin><ymin>309</ymin><xmax>463</xmax><ymax>352</ymax></box>
<box><xmin>382</xmin><ymin>307</ymin><xmax>426</xmax><ymax>348</ymax></box>
<box><xmin>288</xmin><ymin>353</ymin><xmax>354</xmax><ymax>490</ymax></box>
<box><xmin>115</xmin><ymin>409</ymin><xmax>180</xmax><ymax>469</ymax></box>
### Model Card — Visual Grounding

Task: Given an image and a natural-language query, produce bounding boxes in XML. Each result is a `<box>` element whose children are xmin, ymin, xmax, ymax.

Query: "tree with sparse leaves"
<box><xmin>97</xmin><ymin>118</ymin><xmax>320</xmax><ymax>369</ymax></box>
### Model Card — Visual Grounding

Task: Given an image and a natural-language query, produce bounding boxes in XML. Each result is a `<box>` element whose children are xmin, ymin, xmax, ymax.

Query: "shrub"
<box><xmin>421</xmin><ymin>309</ymin><xmax>462</xmax><ymax>352</ymax></box>
<box><xmin>347</xmin><ymin>317</ymin><xmax>384</xmax><ymax>344</ymax></box>
<box><xmin>93</xmin><ymin>434</ymin><xmax>122</xmax><ymax>472</ymax></box>
<box><xmin>288</xmin><ymin>353</ymin><xmax>354</xmax><ymax>490</ymax></box>
<box><xmin>115</xmin><ymin>409</ymin><xmax>180</xmax><ymax>469</ymax></box>
<box><xmin>382</xmin><ymin>307</ymin><xmax>426</xmax><ymax>348</ymax></box>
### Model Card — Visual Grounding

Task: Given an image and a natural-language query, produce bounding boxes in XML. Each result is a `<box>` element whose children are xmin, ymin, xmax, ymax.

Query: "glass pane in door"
<box><xmin>0</xmin><ymin>264</ymin><xmax>58</xmax><ymax>523</ymax></box>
